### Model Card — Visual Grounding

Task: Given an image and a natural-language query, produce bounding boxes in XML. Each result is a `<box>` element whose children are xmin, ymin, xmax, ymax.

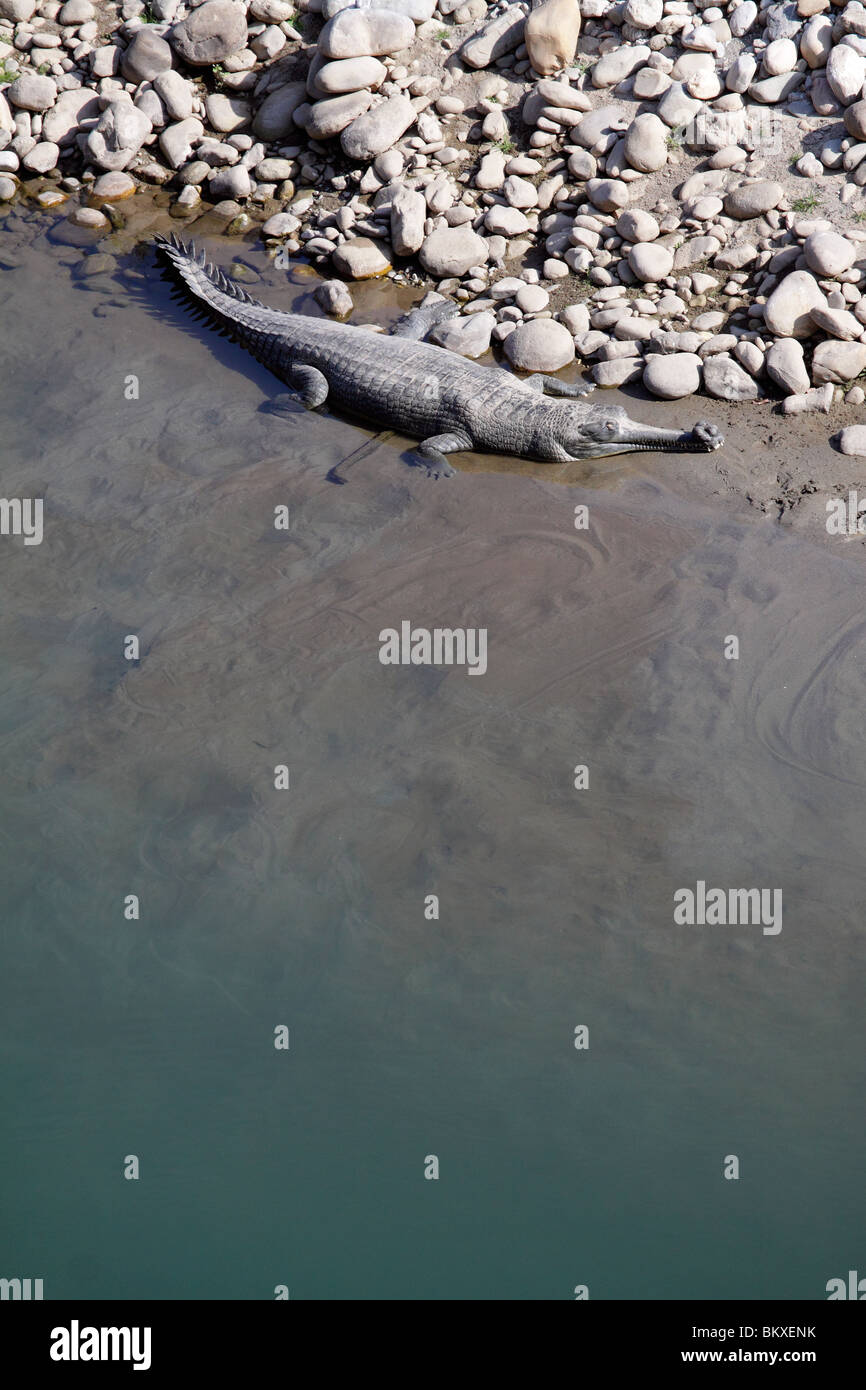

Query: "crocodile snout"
<box><xmin>692</xmin><ymin>420</ymin><xmax>725</xmax><ymax>451</ymax></box>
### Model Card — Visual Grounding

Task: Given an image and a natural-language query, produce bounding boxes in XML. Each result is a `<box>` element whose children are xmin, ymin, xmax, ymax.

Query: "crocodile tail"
<box><xmin>153</xmin><ymin>233</ymin><xmax>260</xmax><ymax>319</ymax></box>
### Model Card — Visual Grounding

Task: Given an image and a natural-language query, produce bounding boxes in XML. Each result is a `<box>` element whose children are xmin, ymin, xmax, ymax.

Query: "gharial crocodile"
<box><xmin>154</xmin><ymin>234</ymin><xmax>724</xmax><ymax>477</ymax></box>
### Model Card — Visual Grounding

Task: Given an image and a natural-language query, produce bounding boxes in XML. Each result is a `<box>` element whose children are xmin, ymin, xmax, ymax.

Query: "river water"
<box><xmin>1</xmin><ymin>201</ymin><xmax>864</xmax><ymax>1300</ymax></box>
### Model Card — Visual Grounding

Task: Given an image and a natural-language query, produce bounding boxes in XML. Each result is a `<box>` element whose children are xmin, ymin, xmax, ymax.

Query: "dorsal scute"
<box><xmin>155</xmin><ymin>233</ymin><xmax>259</xmax><ymax>308</ymax></box>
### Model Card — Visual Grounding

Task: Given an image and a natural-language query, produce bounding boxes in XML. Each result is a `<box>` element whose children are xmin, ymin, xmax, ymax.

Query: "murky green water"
<box><xmin>1</xmin><ymin>207</ymin><xmax>865</xmax><ymax>1299</ymax></box>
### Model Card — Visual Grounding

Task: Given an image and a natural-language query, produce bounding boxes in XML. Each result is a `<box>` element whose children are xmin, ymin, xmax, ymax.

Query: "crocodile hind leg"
<box><xmin>525</xmin><ymin>374</ymin><xmax>593</xmax><ymax>398</ymax></box>
<box><xmin>262</xmin><ymin>363</ymin><xmax>330</xmax><ymax>417</ymax></box>
<box><xmin>410</xmin><ymin>430</ymin><xmax>472</xmax><ymax>480</ymax></box>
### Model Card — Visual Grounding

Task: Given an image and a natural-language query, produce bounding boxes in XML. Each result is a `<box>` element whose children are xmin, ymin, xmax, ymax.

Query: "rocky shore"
<box><xmin>5</xmin><ymin>0</ymin><xmax>866</xmax><ymax>443</ymax></box>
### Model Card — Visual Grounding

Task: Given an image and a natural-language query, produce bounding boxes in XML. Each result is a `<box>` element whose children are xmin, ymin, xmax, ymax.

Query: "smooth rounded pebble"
<box><xmin>504</xmin><ymin>319</ymin><xmax>575</xmax><ymax>371</ymax></box>
<box><xmin>643</xmin><ymin>353</ymin><xmax>702</xmax><ymax>399</ymax></box>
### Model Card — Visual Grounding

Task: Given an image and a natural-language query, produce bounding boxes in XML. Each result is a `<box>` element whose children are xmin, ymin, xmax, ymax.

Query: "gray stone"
<box><xmin>261</xmin><ymin>210</ymin><xmax>301</xmax><ymax>235</ymax></box>
<box><xmin>844</xmin><ymin>97</ymin><xmax>866</xmax><ymax>140</ymax></box>
<box><xmin>503</xmin><ymin>174</ymin><xmax>537</xmax><ymax>209</ymax></box>
<box><xmin>748</xmin><ymin>72</ymin><xmax>804</xmax><ymax>103</ymax></box>
<box><xmin>92</xmin><ymin>171</ymin><xmax>136</xmax><ymax>201</ymax></box>
<box><xmin>729</xmin><ymin>1</ymin><xmax>757</xmax><ymax>36</ymax></box>
<box><xmin>390</xmin><ymin>183</ymin><xmax>426</xmax><ymax>256</ymax></box>
<box><xmin>430</xmin><ymin>310</ymin><xmax>495</xmax><ymax>357</ymax></box>
<box><xmin>657</xmin><ymin>81</ymin><xmax>702</xmax><ymax>128</ymax></box>
<box><xmin>516</xmin><ymin>284</ymin><xmax>549</xmax><ymax>313</ymax></box>
<box><xmin>307</xmin><ymin>90</ymin><xmax>373</xmax><ymax>139</ymax></box>
<box><xmin>628</xmin><ymin>241</ymin><xmax>674</xmax><ymax>281</ymax></box>
<box><xmin>765</xmin><ymin>338</ymin><xmax>810</xmax><ymax>394</ymax></box>
<box><xmin>252</xmin><ymin>81</ymin><xmax>307</xmax><ymax>140</ymax></box>
<box><xmin>208</xmin><ymin>163</ymin><xmax>250</xmax><ymax>198</ymax></box>
<box><xmin>801</xmin><ymin>15</ymin><xmax>833</xmax><ymax>69</ymax></box>
<box><xmin>159</xmin><ymin>117</ymin><xmax>204</xmax><ymax>169</ymax></box>
<box><xmin>319</xmin><ymin>9</ymin><xmax>415</xmax><ymax>60</ymax></box>
<box><xmin>643</xmin><ymin>352</ymin><xmax>702</xmax><ymax>398</ymax></box>
<box><xmin>86</xmin><ymin>100</ymin><xmax>152</xmax><ymax>172</ymax></box>
<box><xmin>726</xmin><ymin>54</ymin><xmax>757</xmax><ymax>94</ymax></box>
<box><xmin>153</xmin><ymin>69</ymin><xmax>194</xmax><ymax>122</ymax></box>
<box><xmin>617</xmin><ymin>208</ymin><xmax>659</xmax><ymax>243</ymax></box>
<box><xmin>586</xmin><ymin>177</ymin><xmax>629</xmax><ymax>213</ymax></box>
<box><xmin>476</xmin><ymin>149</ymin><xmax>507</xmax><ymax>189</ymax></box>
<box><xmin>701</xmin><ymin>353</ymin><xmax>759</xmax><ymax>400</ymax></box>
<box><xmin>763</xmin><ymin>270</ymin><xmax>827</xmax><ymax>338</ymax></box>
<box><xmin>135</xmin><ymin>89</ymin><xmax>167</xmax><ymax>131</ymax></box>
<box><xmin>314</xmin><ymin>57</ymin><xmax>387</xmax><ymax>95</ymax></box>
<box><xmin>58</xmin><ymin>0</ymin><xmax>95</xmax><ymax>20</ymax></box>
<box><xmin>504</xmin><ymin>318</ymin><xmax>575</xmax><ymax>371</ymax></box>
<box><xmin>67</xmin><ymin>205</ymin><xmax>109</xmax><ymax>229</ymax></box>
<box><xmin>763</xmin><ymin>37</ymin><xmax>798</xmax><ymax>75</ymax></box>
<box><xmin>592</xmin><ymin>44</ymin><xmax>651</xmax><ymax>88</ymax></box>
<box><xmin>22</xmin><ymin>140</ymin><xmax>59</xmax><ymax>174</ymax></box>
<box><xmin>419</xmin><ymin>223</ymin><xmax>489</xmax><ymax>276</ymax></box>
<box><xmin>838</xmin><ymin>425</ymin><xmax>866</xmax><ymax>455</ymax></box>
<box><xmin>567</xmin><ymin>148</ymin><xmax>596</xmax><ymax>180</ymax></box>
<box><xmin>7</xmin><ymin>74</ymin><xmax>57</xmax><ymax>113</ymax></box>
<box><xmin>341</xmin><ymin>94</ymin><xmax>416</xmax><ymax>161</ymax></box>
<box><xmin>735</xmin><ymin>340</ymin><xmax>764</xmax><ymax>377</ymax></box>
<box><xmin>723</xmin><ymin>180</ymin><xmax>784</xmax><ymax>219</ymax></box>
<box><xmin>624</xmin><ymin>0</ymin><xmax>662</xmax><ymax>27</ymax></box>
<box><xmin>714</xmin><ymin>241</ymin><xmax>757</xmax><ymax>271</ymax></box>
<box><xmin>170</xmin><ymin>1</ymin><xmax>248</xmax><ymax>67</ymax></box>
<box><xmin>633</xmin><ymin>68</ymin><xmax>672</xmax><ymax>100</ymax></box>
<box><xmin>535</xmin><ymin>78</ymin><xmax>591</xmax><ymax>111</ymax></box>
<box><xmin>803</xmin><ymin>230</ymin><xmax>857</xmax><ymax>277</ymax></box>
<box><xmin>624</xmin><ymin>111</ymin><xmax>667</xmax><ymax>173</ymax></box>
<box><xmin>324</xmin><ymin>0</ymin><xmax>434</xmax><ymax>16</ymax></box>
<box><xmin>331</xmin><ymin>236</ymin><xmax>392</xmax><ymax>278</ymax></box>
<box><xmin>826</xmin><ymin>43</ymin><xmax>866</xmax><ymax>105</ymax></box>
<box><xmin>485</xmin><ymin>204</ymin><xmax>530</xmax><ymax>235</ymax></box>
<box><xmin>205</xmin><ymin>92</ymin><xmax>251</xmax><ymax>133</ymax></box>
<box><xmin>764</xmin><ymin>2</ymin><xmax>801</xmax><ymax>41</ymax></box>
<box><xmin>255</xmin><ymin>157</ymin><xmax>294</xmax><ymax>181</ymax></box>
<box><xmin>460</xmin><ymin>6</ymin><xmax>526</xmax><ymax>69</ymax></box>
<box><xmin>573</xmin><ymin>104</ymin><xmax>629</xmax><ymax>151</ymax></box>
<box><xmin>811</xmin><ymin>305</ymin><xmax>863</xmax><ymax>339</ymax></box>
<box><xmin>122</xmin><ymin>29</ymin><xmax>173</xmax><ymax>84</ymax></box>
<box><xmin>315</xmin><ymin>279</ymin><xmax>354</xmax><ymax>316</ymax></box>
<box><xmin>41</xmin><ymin>87</ymin><xmax>99</xmax><ymax>145</ymax></box>
<box><xmin>811</xmin><ymin>339</ymin><xmax>866</xmax><ymax>382</ymax></box>
<box><xmin>250</xmin><ymin>0</ymin><xmax>295</xmax><ymax>16</ymax></box>
<box><xmin>593</xmin><ymin>358</ymin><xmax>644</xmax><ymax>387</ymax></box>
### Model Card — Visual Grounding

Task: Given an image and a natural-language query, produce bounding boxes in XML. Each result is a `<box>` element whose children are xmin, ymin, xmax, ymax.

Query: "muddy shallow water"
<box><xmin>1</xmin><ymin>203</ymin><xmax>865</xmax><ymax>1299</ymax></box>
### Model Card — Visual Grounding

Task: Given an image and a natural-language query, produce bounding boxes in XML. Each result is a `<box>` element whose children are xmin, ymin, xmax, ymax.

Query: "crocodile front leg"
<box><xmin>263</xmin><ymin>363</ymin><xmax>330</xmax><ymax>416</ymax></box>
<box><xmin>411</xmin><ymin>430</ymin><xmax>473</xmax><ymax>480</ymax></box>
<box><xmin>525</xmin><ymin>374</ymin><xmax>593</xmax><ymax>398</ymax></box>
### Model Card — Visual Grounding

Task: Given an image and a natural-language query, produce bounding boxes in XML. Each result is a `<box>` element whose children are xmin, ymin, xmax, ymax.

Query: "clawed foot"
<box><xmin>424</xmin><ymin>458</ymin><xmax>457</xmax><ymax>480</ymax></box>
<box><xmin>692</xmin><ymin>420</ymin><xmax>725</xmax><ymax>451</ymax></box>
<box><xmin>261</xmin><ymin>394</ymin><xmax>299</xmax><ymax>420</ymax></box>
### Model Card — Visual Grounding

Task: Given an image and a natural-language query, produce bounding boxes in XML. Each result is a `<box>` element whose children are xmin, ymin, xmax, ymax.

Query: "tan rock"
<box><xmin>524</xmin><ymin>0</ymin><xmax>581</xmax><ymax>77</ymax></box>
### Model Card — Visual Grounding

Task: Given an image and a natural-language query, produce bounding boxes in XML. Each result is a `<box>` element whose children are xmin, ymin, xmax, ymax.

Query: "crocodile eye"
<box><xmin>603</xmin><ymin>420</ymin><xmax>616</xmax><ymax>433</ymax></box>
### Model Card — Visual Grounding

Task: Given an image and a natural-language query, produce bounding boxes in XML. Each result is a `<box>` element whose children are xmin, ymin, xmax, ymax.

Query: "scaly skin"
<box><xmin>155</xmin><ymin>235</ymin><xmax>725</xmax><ymax>475</ymax></box>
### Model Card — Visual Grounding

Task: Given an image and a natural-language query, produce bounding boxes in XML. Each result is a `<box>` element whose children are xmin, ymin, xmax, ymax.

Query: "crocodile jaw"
<box><xmin>566</xmin><ymin>419</ymin><xmax>725</xmax><ymax>459</ymax></box>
